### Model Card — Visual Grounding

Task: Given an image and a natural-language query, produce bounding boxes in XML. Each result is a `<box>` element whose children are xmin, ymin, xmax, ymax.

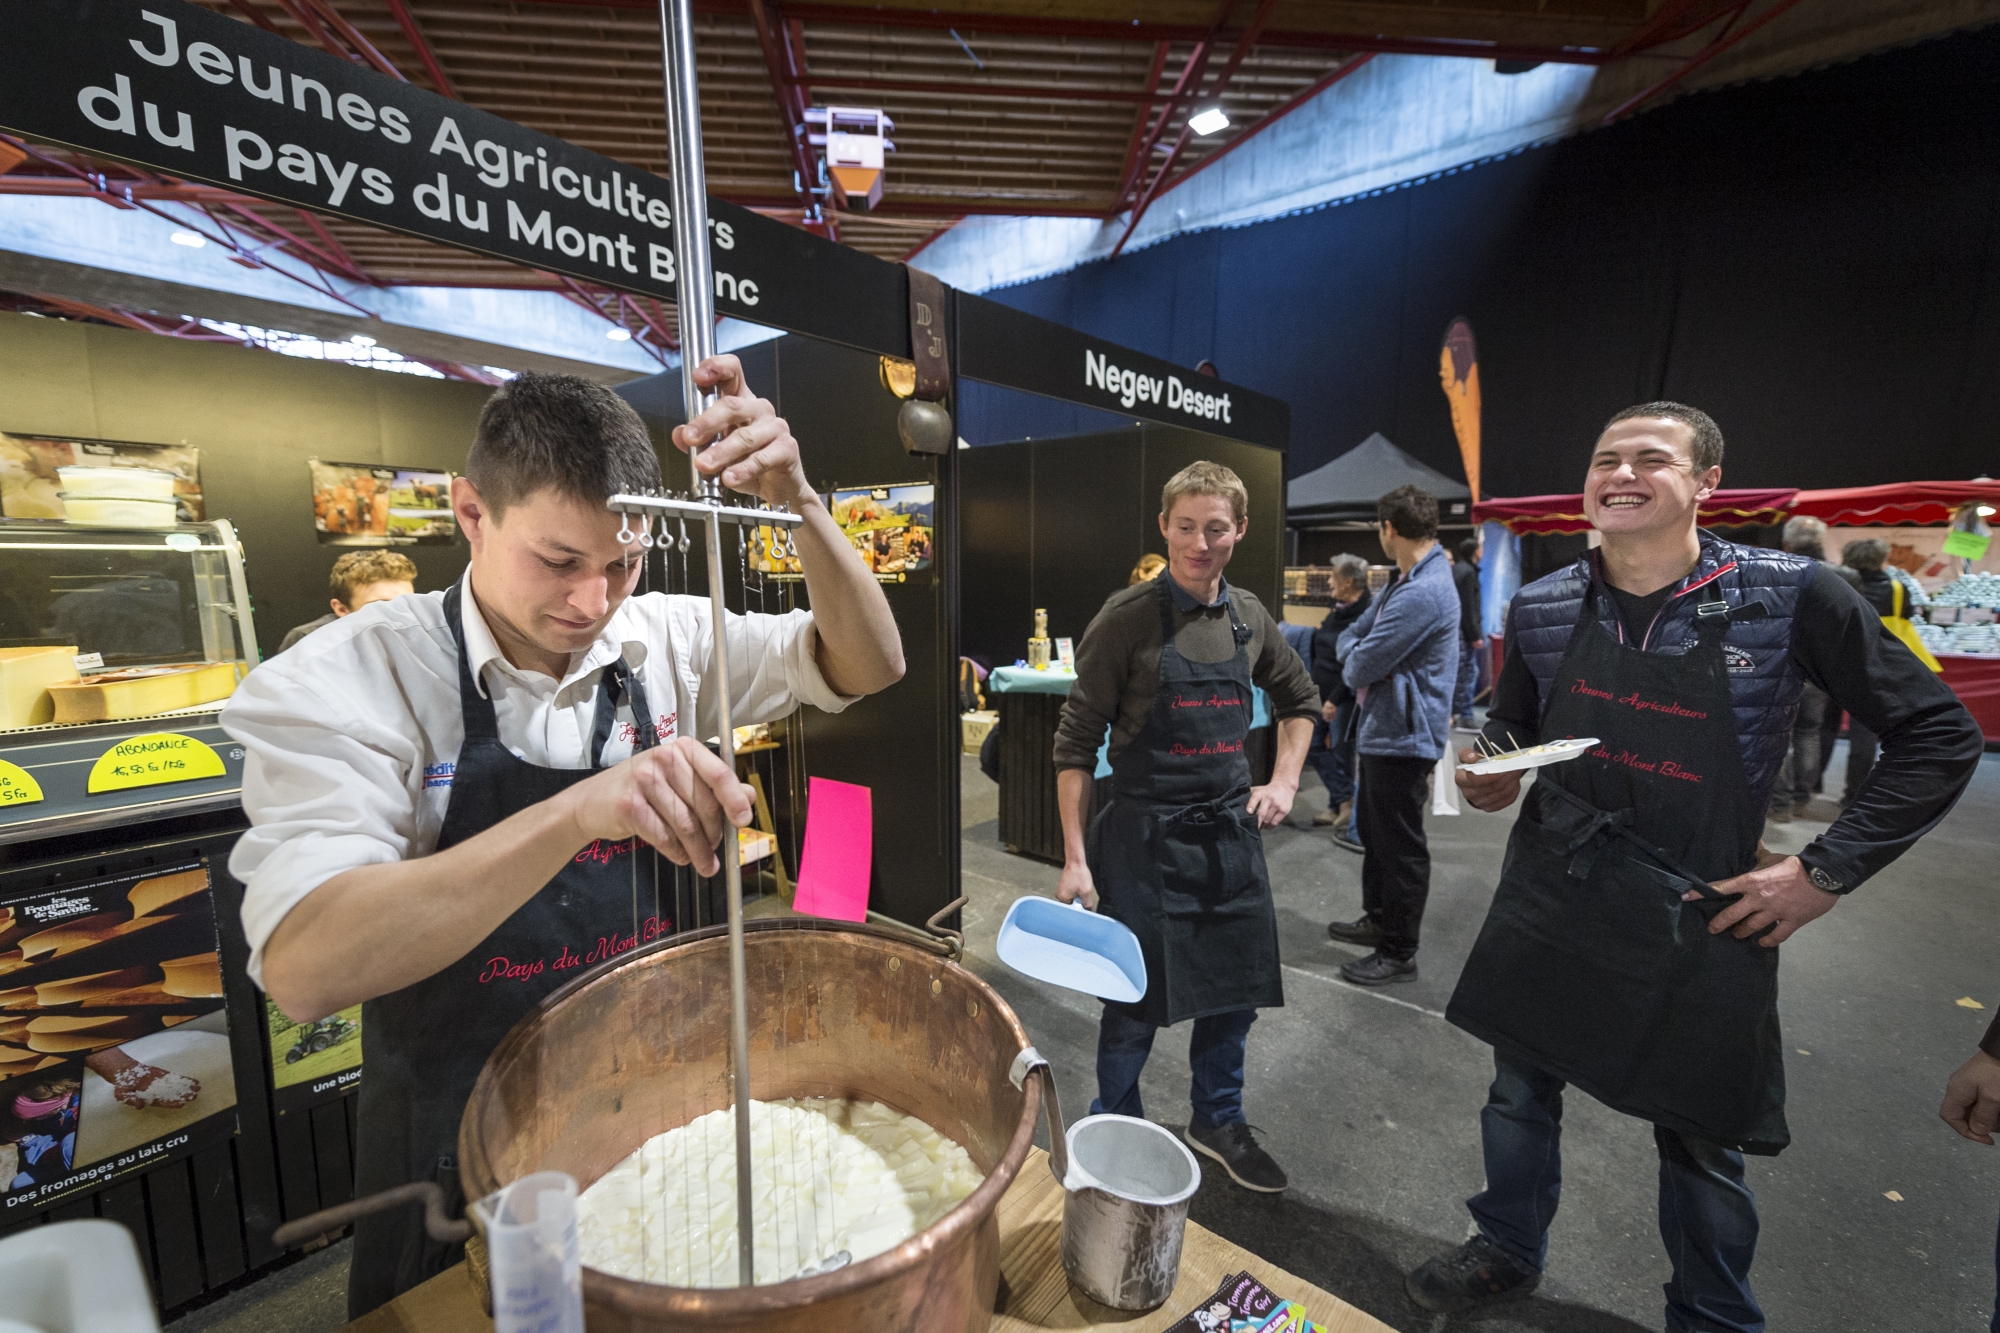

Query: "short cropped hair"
<box><xmin>1161</xmin><ymin>460</ymin><xmax>1248</xmax><ymax>525</ymax></box>
<box><xmin>1457</xmin><ymin>536</ymin><xmax>1480</xmax><ymax>563</ymax></box>
<box><xmin>1842</xmin><ymin>537</ymin><xmax>1889</xmax><ymax>572</ymax></box>
<box><xmin>1605</xmin><ymin>401</ymin><xmax>1725</xmax><ymax>475</ymax></box>
<box><xmin>1782</xmin><ymin>514</ymin><xmax>1827</xmax><ymax>556</ymax></box>
<box><xmin>330</xmin><ymin>550</ymin><xmax>416</xmax><ymax>606</ymax></box>
<box><xmin>1329</xmin><ymin>552</ymin><xmax>1368</xmax><ymax>590</ymax></box>
<box><xmin>466</xmin><ymin>372</ymin><xmax>661</xmax><ymax>518</ymax></box>
<box><xmin>1377</xmin><ymin>484</ymin><xmax>1438</xmax><ymax>541</ymax></box>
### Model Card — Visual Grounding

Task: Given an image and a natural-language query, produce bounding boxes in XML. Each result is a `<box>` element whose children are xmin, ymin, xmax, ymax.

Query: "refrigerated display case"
<box><xmin>0</xmin><ymin>519</ymin><xmax>257</xmax><ymax>846</ymax></box>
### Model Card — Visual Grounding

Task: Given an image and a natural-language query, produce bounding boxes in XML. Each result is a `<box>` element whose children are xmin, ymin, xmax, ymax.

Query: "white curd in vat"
<box><xmin>575</xmin><ymin>1097</ymin><xmax>985</xmax><ymax>1287</ymax></box>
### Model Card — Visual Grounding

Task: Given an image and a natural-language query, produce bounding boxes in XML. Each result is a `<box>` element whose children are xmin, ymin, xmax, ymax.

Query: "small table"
<box><xmin>987</xmin><ymin>668</ymin><xmax>1276</xmax><ymax>864</ymax></box>
<box><xmin>342</xmin><ymin>1146</ymin><xmax>1391</xmax><ymax>1333</ymax></box>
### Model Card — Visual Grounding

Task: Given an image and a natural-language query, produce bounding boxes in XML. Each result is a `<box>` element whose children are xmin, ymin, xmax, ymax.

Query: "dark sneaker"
<box><xmin>1330</xmin><ymin>829</ymin><xmax>1363</xmax><ymax>854</ymax></box>
<box><xmin>1184</xmin><ymin>1121</ymin><xmax>1288</xmax><ymax>1193</ymax></box>
<box><xmin>1766</xmin><ymin>804</ymin><xmax>1793</xmax><ymax>825</ymax></box>
<box><xmin>1406</xmin><ymin>1234</ymin><xmax>1540</xmax><ymax>1313</ymax></box>
<box><xmin>1340</xmin><ymin>951</ymin><xmax>1417</xmax><ymax>986</ymax></box>
<box><xmin>1326</xmin><ymin>916</ymin><xmax>1382</xmax><ymax>946</ymax></box>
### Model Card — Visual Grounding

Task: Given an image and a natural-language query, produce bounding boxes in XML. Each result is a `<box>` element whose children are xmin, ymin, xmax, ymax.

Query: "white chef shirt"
<box><xmin>222</xmin><ymin>571</ymin><xmax>854</xmax><ymax>986</ymax></box>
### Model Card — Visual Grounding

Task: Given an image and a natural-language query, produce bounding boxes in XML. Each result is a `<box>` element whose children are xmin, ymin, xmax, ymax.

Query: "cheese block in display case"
<box><xmin>0</xmin><ymin>519</ymin><xmax>257</xmax><ymax>844</ymax></box>
<box><xmin>0</xmin><ymin>647</ymin><xmax>79</xmax><ymax>728</ymax></box>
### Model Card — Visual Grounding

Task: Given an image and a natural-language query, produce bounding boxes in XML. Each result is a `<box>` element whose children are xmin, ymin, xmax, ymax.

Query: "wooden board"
<box><xmin>344</xmin><ymin>1147</ymin><xmax>1391</xmax><ymax>1333</ymax></box>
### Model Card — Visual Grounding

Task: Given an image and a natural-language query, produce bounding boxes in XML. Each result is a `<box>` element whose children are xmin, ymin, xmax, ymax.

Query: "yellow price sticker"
<box><xmin>0</xmin><ymin>760</ymin><xmax>43</xmax><ymax>807</ymax></box>
<box><xmin>87</xmin><ymin>733</ymin><xmax>228</xmax><ymax>794</ymax></box>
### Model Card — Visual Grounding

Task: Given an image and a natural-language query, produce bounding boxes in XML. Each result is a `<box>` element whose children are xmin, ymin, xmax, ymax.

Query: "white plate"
<box><xmin>1461</xmin><ymin>737</ymin><xmax>1599</xmax><ymax>775</ymax></box>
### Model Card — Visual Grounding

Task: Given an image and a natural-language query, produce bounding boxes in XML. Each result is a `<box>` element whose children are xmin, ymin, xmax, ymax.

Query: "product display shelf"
<box><xmin>0</xmin><ymin>520</ymin><xmax>258</xmax><ymax>846</ymax></box>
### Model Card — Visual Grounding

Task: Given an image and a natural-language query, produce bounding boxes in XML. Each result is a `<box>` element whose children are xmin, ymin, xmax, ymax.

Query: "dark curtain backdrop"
<box><xmin>959</xmin><ymin>24</ymin><xmax>2000</xmax><ymax>495</ymax></box>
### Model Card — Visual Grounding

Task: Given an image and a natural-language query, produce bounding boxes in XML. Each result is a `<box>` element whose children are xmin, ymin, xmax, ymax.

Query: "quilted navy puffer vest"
<box><xmin>1509</xmin><ymin>533</ymin><xmax>1817</xmax><ymax>807</ymax></box>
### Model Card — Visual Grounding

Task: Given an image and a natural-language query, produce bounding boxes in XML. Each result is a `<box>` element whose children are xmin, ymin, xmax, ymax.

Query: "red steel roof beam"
<box><xmin>384</xmin><ymin>0</ymin><xmax>459</xmax><ymax>98</ymax></box>
<box><xmin>1111</xmin><ymin>4</ymin><xmax>1235</xmax><ymax>214</ymax></box>
<box><xmin>784</xmin><ymin>74</ymin><xmax>1174</xmax><ymax>104</ymax></box>
<box><xmin>293</xmin><ymin>208</ymin><xmax>376</xmax><ymax>283</ymax></box>
<box><xmin>304</xmin><ymin>0</ymin><xmax>410</xmax><ymax>81</ymax></box>
<box><xmin>1152</xmin><ymin>52</ymin><xmax>1373</xmax><ymax>198</ymax></box>
<box><xmin>1107</xmin><ymin>42</ymin><xmax>1171</xmax><ymax>221</ymax></box>
<box><xmin>1604</xmin><ymin>0</ymin><xmax>1738</xmax><ymax>58</ymax></box>
<box><xmin>222</xmin><ymin>0</ymin><xmax>285</xmax><ymax>35</ymax></box>
<box><xmin>1601</xmin><ymin>0</ymin><xmax>1804</xmax><ymax>123</ymax></box>
<box><xmin>746</xmin><ymin>0</ymin><xmax>831</xmax><ymax>237</ymax></box>
<box><xmin>265</xmin><ymin>0</ymin><xmax>361</xmax><ymax>64</ymax></box>
<box><xmin>1112</xmin><ymin>0</ymin><xmax>1276</xmax><ymax>256</ymax></box>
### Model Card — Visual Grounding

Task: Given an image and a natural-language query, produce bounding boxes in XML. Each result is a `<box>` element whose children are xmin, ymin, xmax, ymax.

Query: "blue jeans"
<box><xmin>1307</xmin><ymin>717</ymin><xmax>1355</xmax><ymax>808</ymax></box>
<box><xmin>1091</xmin><ymin>1005</ymin><xmax>1257</xmax><ymax>1130</ymax></box>
<box><xmin>1453</xmin><ymin>639</ymin><xmax>1479</xmax><ymax>717</ymax></box>
<box><xmin>1468</xmin><ymin>1052</ymin><xmax>1764</xmax><ymax>1333</ymax></box>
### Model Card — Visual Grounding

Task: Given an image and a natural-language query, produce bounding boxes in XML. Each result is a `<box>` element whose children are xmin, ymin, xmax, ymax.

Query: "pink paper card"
<box><xmin>794</xmin><ymin>777</ymin><xmax>872</xmax><ymax>922</ymax></box>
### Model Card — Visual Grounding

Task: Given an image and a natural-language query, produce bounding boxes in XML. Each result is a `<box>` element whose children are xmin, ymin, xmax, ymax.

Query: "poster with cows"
<box><xmin>309</xmin><ymin>458</ymin><xmax>455</xmax><ymax>546</ymax></box>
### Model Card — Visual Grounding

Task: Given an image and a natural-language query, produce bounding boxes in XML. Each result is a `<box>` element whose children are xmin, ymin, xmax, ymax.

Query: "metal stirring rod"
<box><xmin>658</xmin><ymin>0</ymin><xmax>756</xmax><ymax>1286</ymax></box>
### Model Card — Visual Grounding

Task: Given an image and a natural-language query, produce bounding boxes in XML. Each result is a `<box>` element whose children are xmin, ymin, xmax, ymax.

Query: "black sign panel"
<box><xmin>0</xmin><ymin>0</ymin><xmax>908</xmax><ymax>357</ymax></box>
<box><xmin>0</xmin><ymin>0</ymin><xmax>1292</xmax><ymax>449</ymax></box>
<box><xmin>957</xmin><ymin>295</ymin><xmax>1290</xmax><ymax>452</ymax></box>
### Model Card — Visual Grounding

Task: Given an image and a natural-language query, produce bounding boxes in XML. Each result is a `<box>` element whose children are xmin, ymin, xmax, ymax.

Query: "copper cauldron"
<box><xmin>457</xmin><ymin>916</ymin><xmax>1052</xmax><ymax>1332</ymax></box>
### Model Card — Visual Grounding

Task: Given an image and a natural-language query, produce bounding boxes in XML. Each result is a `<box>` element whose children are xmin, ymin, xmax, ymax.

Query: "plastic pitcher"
<box><xmin>470</xmin><ymin>1171</ymin><xmax>584</xmax><ymax>1333</ymax></box>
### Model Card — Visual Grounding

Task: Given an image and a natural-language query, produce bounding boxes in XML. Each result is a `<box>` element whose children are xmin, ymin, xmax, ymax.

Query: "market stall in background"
<box><xmin>1458</xmin><ymin>480</ymin><xmax>2000</xmax><ymax>744</ymax></box>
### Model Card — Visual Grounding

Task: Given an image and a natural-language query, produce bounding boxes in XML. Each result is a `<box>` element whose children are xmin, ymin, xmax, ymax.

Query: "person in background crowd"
<box><xmin>279</xmin><ymin>550</ymin><xmax>419</xmax><ymax>653</ymax></box>
<box><xmin>1130</xmin><ymin>552</ymin><xmax>1167</xmax><ymax>585</ymax></box>
<box><xmin>1889</xmin><ymin>560</ymin><xmax>1931</xmax><ymax>608</ymax></box>
<box><xmin>1309</xmin><ymin>553</ymin><xmax>1371</xmax><ymax>846</ymax></box>
<box><xmin>1452</xmin><ymin>534</ymin><xmax>1484</xmax><ymax>730</ymax></box>
<box><xmin>1938</xmin><ymin>1011</ymin><xmax>2000</xmax><ymax>1332</ymax></box>
<box><xmin>1324</xmin><ymin>486</ymin><xmax>1459</xmax><ymax>986</ymax></box>
<box><xmin>1055</xmin><ymin>461</ymin><xmax>1317</xmax><ymax>1194</ymax></box>
<box><xmin>1768</xmin><ymin>515</ymin><xmax>1859</xmax><ymax>821</ymax></box>
<box><xmin>1412</xmin><ymin>401</ymin><xmax>1980</xmax><ymax>1327</ymax></box>
<box><xmin>1840</xmin><ymin>537</ymin><xmax>1943</xmax><ymax>803</ymax></box>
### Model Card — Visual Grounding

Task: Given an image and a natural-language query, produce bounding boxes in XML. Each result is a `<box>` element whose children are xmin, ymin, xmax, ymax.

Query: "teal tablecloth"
<box><xmin>985</xmin><ymin>665</ymin><xmax>1273</xmax><ymax>780</ymax></box>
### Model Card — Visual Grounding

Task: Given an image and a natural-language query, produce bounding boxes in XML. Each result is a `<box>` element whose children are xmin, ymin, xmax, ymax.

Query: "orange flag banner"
<box><xmin>1439</xmin><ymin>317</ymin><xmax>1481</xmax><ymax>502</ymax></box>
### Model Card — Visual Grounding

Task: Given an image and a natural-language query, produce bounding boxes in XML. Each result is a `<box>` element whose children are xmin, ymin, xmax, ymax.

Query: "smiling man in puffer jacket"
<box><xmin>1325</xmin><ymin>484</ymin><xmax>1461</xmax><ymax>985</ymax></box>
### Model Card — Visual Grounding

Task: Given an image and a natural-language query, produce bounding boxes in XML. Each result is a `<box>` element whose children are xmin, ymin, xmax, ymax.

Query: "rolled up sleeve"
<box><xmin>700</xmin><ymin>606</ymin><xmax>858</xmax><ymax>740</ymax></box>
<box><xmin>222</xmin><ymin>663</ymin><xmax>423</xmax><ymax>988</ymax></box>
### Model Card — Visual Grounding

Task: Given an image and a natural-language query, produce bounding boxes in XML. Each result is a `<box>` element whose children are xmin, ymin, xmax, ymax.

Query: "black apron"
<box><xmin>1447</xmin><ymin>587</ymin><xmax>1788</xmax><ymax>1154</ymax></box>
<box><xmin>1087</xmin><ymin>578</ymin><xmax>1284</xmax><ymax>1028</ymax></box>
<box><xmin>347</xmin><ymin>582</ymin><xmax>669</xmax><ymax>1317</ymax></box>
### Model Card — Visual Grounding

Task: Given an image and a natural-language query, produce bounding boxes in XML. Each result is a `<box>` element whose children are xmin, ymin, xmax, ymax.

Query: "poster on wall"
<box><xmin>1827</xmin><ymin>526</ymin><xmax>2000</xmax><ymax>588</ymax></box>
<box><xmin>264</xmin><ymin>998</ymin><xmax>361</xmax><ymax>1116</ymax></box>
<box><xmin>0</xmin><ymin>434</ymin><xmax>205</xmax><ymax>523</ymax></box>
<box><xmin>309</xmin><ymin>459</ymin><xmax>456</xmax><ymax>546</ymax></box>
<box><xmin>0</xmin><ymin>860</ymin><xmax>237</xmax><ymax>1217</ymax></box>
<box><xmin>829</xmin><ymin>484</ymin><xmax>934</xmax><ymax>583</ymax></box>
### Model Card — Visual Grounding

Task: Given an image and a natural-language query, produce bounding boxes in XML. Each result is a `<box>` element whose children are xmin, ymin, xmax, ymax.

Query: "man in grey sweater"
<box><xmin>1326</xmin><ymin>484</ymin><xmax>1461</xmax><ymax>985</ymax></box>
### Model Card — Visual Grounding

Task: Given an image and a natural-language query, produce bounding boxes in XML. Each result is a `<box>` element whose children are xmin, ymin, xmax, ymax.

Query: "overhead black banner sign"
<box><xmin>0</xmin><ymin>0</ymin><xmax>1292</xmax><ymax>451</ymax></box>
<box><xmin>957</xmin><ymin>296</ymin><xmax>1290</xmax><ymax>452</ymax></box>
<box><xmin>0</xmin><ymin>0</ymin><xmax>908</xmax><ymax>357</ymax></box>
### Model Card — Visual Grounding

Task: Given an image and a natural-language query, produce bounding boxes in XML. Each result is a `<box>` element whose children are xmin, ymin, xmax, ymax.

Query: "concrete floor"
<box><xmin>960</xmin><ymin>747</ymin><xmax>2000</xmax><ymax>1332</ymax></box>
<box><xmin>174</xmin><ymin>744</ymin><xmax>2000</xmax><ymax>1332</ymax></box>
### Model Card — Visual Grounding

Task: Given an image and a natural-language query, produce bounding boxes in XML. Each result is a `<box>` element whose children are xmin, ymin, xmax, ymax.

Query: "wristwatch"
<box><xmin>1805</xmin><ymin>864</ymin><xmax>1844</xmax><ymax>894</ymax></box>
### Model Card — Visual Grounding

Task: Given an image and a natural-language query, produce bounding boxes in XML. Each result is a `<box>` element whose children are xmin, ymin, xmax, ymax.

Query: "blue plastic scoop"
<box><xmin>996</xmin><ymin>896</ymin><xmax>1148</xmax><ymax>1004</ymax></box>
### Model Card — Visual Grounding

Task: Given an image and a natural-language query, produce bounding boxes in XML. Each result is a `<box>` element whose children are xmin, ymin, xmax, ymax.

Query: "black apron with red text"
<box><xmin>1087</xmin><ymin>578</ymin><xmax>1283</xmax><ymax>1028</ymax></box>
<box><xmin>1446</xmin><ymin>592</ymin><xmax>1789</xmax><ymax>1154</ymax></box>
<box><xmin>347</xmin><ymin>582</ymin><xmax>671</xmax><ymax>1317</ymax></box>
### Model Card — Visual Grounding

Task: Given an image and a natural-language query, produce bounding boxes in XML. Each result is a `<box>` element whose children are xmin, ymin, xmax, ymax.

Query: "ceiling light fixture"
<box><xmin>1188</xmin><ymin>106</ymin><xmax>1230</xmax><ymax>137</ymax></box>
<box><xmin>606</xmin><ymin>327</ymin><xmax>633</xmax><ymax>341</ymax></box>
<box><xmin>168</xmin><ymin>230</ymin><xmax>206</xmax><ymax>248</ymax></box>
<box><xmin>350</xmin><ymin>334</ymin><xmax>377</xmax><ymax>347</ymax></box>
